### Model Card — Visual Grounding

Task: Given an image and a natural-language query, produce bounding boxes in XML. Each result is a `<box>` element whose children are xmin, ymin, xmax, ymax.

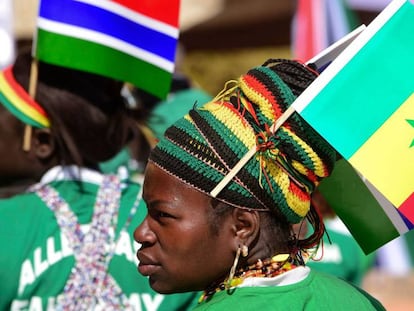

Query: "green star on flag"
<box><xmin>290</xmin><ymin>0</ymin><xmax>414</xmax><ymax>253</ymax></box>
<box><xmin>407</xmin><ymin>119</ymin><xmax>414</xmax><ymax>148</ymax></box>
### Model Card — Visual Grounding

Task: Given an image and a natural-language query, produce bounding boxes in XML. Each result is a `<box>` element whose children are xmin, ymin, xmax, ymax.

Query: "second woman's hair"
<box><xmin>13</xmin><ymin>50</ymin><xmax>137</xmax><ymax>167</ymax></box>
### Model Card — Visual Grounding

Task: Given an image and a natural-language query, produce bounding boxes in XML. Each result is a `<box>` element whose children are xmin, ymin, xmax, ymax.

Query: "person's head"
<box><xmin>0</xmin><ymin>50</ymin><xmax>135</xmax><ymax>194</ymax></box>
<box><xmin>134</xmin><ymin>59</ymin><xmax>336</xmax><ymax>294</ymax></box>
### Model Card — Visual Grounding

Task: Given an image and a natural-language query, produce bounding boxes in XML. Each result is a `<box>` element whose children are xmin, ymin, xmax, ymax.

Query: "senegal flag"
<box><xmin>292</xmin><ymin>0</ymin><xmax>414</xmax><ymax>253</ymax></box>
<box><xmin>33</xmin><ymin>0</ymin><xmax>180</xmax><ymax>99</ymax></box>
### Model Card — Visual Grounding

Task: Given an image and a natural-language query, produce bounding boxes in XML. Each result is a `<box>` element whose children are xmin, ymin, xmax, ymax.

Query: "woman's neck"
<box><xmin>0</xmin><ymin>179</ymin><xmax>36</xmax><ymax>198</ymax></box>
<box><xmin>201</xmin><ymin>253</ymin><xmax>298</xmax><ymax>302</ymax></box>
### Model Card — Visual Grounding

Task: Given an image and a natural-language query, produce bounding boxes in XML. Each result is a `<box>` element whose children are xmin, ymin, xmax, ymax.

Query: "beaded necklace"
<box><xmin>200</xmin><ymin>253</ymin><xmax>297</xmax><ymax>302</ymax></box>
<box><xmin>30</xmin><ymin>174</ymin><xmax>142</xmax><ymax>310</ymax></box>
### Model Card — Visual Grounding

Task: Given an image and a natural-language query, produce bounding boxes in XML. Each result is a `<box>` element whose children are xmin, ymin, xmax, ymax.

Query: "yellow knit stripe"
<box><xmin>266</xmin><ymin>160</ymin><xmax>309</xmax><ymax>217</ymax></box>
<box><xmin>205</xmin><ymin>101</ymin><xmax>256</xmax><ymax>149</ymax></box>
<box><xmin>239</xmin><ymin>76</ymin><xmax>276</xmax><ymax>122</ymax></box>
<box><xmin>283</xmin><ymin>127</ymin><xmax>326</xmax><ymax>177</ymax></box>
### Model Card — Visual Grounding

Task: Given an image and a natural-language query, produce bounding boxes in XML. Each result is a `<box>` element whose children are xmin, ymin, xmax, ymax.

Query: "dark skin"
<box><xmin>134</xmin><ymin>162</ymin><xmax>289</xmax><ymax>294</ymax></box>
<box><xmin>0</xmin><ymin>104</ymin><xmax>58</xmax><ymax>198</ymax></box>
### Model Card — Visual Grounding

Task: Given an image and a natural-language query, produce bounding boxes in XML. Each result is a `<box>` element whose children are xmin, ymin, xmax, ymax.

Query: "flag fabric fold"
<box><xmin>34</xmin><ymin>0</ymin><xmax>180</xmax><ymax>99</ymax></box>
<box><xmin>292</xmin><ymin>0</ymin><xmax>414</xmax><ymax>253</ymax></box>
<box><xmin>292</xmin><ymin>0</ymin><xmax>357</xmax><ymax>62</ymax></box>
<box><xmin>318</xmin><ymin>159</ymin><xmax>409</xmax><ymax>254</ymax></box>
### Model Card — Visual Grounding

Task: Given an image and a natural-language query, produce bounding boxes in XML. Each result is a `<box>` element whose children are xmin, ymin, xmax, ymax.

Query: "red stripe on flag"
<box><xmin>111</xmin><ymin>0</ymin><xmax>180</xmax><ymax>27</ymax></box>
<box><xmin>398</xmin><ymin>192</ymin><xmax>414</xmax><ymax>225</ymax></box>
<box><xmin>295</xmin><ymin>0</ymin><xmax>320</xmax><ymax>62</ymax></box>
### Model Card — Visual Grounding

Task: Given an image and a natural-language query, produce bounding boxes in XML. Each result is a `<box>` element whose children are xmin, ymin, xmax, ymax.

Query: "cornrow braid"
<box><xmin>150</xmin><ymin>59</ymin><xmax>336</xmax><ymax>224</ymax></box>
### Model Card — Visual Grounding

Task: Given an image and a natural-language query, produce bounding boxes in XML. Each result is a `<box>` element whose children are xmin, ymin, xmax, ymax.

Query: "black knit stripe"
<box><xmin>189</xmin><ymin>109</ymin><xmax>242</xmax><ymax>168</ymax></box>
<box><xmin>165</xmin><ymin>126</ymin><xmax>228</xmax><ymax>173</ymax></box>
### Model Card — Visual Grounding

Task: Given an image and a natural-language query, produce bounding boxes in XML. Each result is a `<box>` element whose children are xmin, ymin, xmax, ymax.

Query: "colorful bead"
<box><xmin>200</xmin><ymin>253</ymin><xmax>298</xmax><ymax>302</ymax></box>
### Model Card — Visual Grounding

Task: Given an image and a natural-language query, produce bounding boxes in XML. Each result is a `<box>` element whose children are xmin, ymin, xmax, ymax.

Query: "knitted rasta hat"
<box><xmin>150</xmin><ymin>59</ymin><xmax>336</xmax><ymax>224</ymax></box>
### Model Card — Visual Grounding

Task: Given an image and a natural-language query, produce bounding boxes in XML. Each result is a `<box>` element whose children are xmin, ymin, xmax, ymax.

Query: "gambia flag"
<box><xmin>33</xmin><ymin>0</ymin><xmax>180</xmax><ymax>99</ymax></box>
<box><xmin>292</xmin><ymin>0</ymin><xmax>414</xmax><ymax>253</ymax></box>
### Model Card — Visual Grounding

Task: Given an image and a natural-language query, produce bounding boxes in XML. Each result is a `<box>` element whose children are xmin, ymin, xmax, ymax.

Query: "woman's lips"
<box><xmin>137</xmin><ymin>252</ymin><xmax>160</xmax><ymax>276</ymax></box>
<box><xmin>138</xmin><ymin>262</ymin><xmax>160</xmax><ymax>276</ymax></box>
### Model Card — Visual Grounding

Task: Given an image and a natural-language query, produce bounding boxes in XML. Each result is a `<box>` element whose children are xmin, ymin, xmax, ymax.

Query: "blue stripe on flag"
<box><xmin>39</xmin><ymin>0</ymin><xmax>177</xmax><ymax>62</ymax></box>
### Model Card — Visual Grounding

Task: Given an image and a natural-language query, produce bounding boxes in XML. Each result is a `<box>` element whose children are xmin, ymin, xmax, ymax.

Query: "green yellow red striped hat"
<box><xmin>0</xmin><ymin>66</ymin><xmax>50</xmax><ymax>128</ymax></box>
<box><xmin>150</xmin><ymin>59</ymin><xmax>336</xmax><ymax>224</ymax></box>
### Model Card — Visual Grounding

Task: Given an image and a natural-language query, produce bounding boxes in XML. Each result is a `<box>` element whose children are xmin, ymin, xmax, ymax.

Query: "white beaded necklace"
<box><xmin>31</xmin><ymin>174</ymin><xmax>134</xmax><ymax>310</ymax></box>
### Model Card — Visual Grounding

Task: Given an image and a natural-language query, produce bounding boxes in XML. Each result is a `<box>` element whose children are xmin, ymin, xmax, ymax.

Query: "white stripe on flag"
<box><xmin>306</xmin><ymin>25</ymin><xmax>366</xmax><ymax>68</ymax></box>
<box><xmin>74</xmin><ymin>0</ymin><xmax>179</xmax><ymax>38</ymax></box>
<box><xmin>360</xmin><ymin>174</ymin><xmax>410</xmax><ymax>234</ymax></box>
<box><xmin>38</xmin><ymin>17</ymin><xmax>175</xmax><ymax>72</ymax></box>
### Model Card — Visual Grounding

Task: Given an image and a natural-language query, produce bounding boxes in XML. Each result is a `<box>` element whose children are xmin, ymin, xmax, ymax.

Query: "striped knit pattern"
<box><xmin>150</xmin><ymin>60</ymin><xmax>336</xmax><ymax>223</ymax></box>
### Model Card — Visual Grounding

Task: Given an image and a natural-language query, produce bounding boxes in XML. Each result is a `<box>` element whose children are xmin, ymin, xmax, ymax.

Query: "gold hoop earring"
<box><xmin>227</xmin><ymin>246</ymin><xmax>241</xmax><ymax>288</ymax></box>
<box><xmin>241</xmin><ymin>244</ymin><xmax>248</xmax><ymax>257</ymax></box>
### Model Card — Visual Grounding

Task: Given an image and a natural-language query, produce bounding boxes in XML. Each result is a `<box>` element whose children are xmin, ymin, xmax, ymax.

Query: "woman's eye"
<box><xmin>157</xmin><ymin>211</ymin><xmax>172</xmax><ymax>218</ymax></box>
<box><xmin>149</xmin><ymin>209</ymin><xmax>173</xmax><ymax>220</ymax></box>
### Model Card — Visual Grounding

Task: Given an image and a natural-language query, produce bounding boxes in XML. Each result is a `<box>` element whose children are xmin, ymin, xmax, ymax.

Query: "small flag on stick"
<box><xmin>33</xmin><ymin>0</ymin><xmax>180</xmax><ymax>99</ymax></box>
<box><xmin>292</xmin><ymin>0</ymin><xmax>414</xmax><ymax>253</ymax></box>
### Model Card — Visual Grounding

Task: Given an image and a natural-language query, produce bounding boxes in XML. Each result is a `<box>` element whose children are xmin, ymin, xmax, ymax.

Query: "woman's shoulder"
<box><xmin>308</xmin><ymin>269</ymin><xmax>385</xmax><ymax>310</ymax></box>
<box><xmin>0</xmin><ymin>190</ymin><xmax>44</xmax><ymax>212</ymax></box>
<box><xmin>193</xmin><ymin>270</ymin><xmax>385</xmax><ymax>311</ymax></box>
<box><xmin>0</xmin><ymin>191</ymin><xmax>54</xmax><ymax>242</ymax></box>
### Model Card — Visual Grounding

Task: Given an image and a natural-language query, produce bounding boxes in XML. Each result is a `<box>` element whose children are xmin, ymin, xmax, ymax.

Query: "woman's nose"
<box><xmin>133</xmin><ymin>217</ymin><xmax>155</xmax><ymax>245</ymax></box>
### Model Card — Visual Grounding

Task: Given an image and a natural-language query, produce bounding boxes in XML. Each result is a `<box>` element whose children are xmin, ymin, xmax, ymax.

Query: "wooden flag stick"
<box><xmin>22</xmin><ymin>58</ymin><xmax>39</xmax><ymax>151</ymax></box>
<box><xmin>210</xmin><ymin>105</ymin><xmax>296</xmax><ymax>197</ymax></box>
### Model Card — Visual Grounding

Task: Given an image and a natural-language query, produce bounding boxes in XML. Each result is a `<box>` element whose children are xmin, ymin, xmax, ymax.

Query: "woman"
<box><xmin>134</xmin><ymin>59</ymin><xmax>385</xmax><ymax>310</ymax></box>
<box><xmin>0</xmin><ymin>51</ymin><xmax>198</xmax><ymax>310</ymax></box>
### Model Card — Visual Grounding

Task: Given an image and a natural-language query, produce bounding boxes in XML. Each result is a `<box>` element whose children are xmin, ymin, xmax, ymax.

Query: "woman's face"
<box><xmin>134</xmin><ymin>162</ymin><xmax>236</xmax><ymax>294</ymax></box>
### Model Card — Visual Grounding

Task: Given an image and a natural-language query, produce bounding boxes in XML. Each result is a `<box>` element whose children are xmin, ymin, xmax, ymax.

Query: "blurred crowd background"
<box><xmin>4</xmin><ymin>0</ymin><xmax>414</xmax><ymax>310</ymax></box>
<box><xmin>10</xmin><ymin>0</ymin><xmax>391</xmax><ymax>95</ymax></box>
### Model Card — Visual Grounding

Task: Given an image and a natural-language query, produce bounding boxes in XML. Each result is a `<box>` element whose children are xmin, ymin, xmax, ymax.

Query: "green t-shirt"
<box><xmin>194</xmin><ymin>268</ymin><xmax>385</xmax><ymax>311</ymax></box>
<box><xmin>0</xmin><ymin>166</ymin><xmax>198</xmax><ymax>311</ymax></box>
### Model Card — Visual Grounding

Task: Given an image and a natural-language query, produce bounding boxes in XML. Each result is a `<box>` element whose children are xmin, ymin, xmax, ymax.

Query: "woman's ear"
<box><xmin>232</xmin><ymin>208</ymin><xmax>260</xmax><ymax>246</ymax></box>
<box><xmin>32</xmin><ymin>128</ymin><xmax>54</xmax><ymax>159</ymax></box>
